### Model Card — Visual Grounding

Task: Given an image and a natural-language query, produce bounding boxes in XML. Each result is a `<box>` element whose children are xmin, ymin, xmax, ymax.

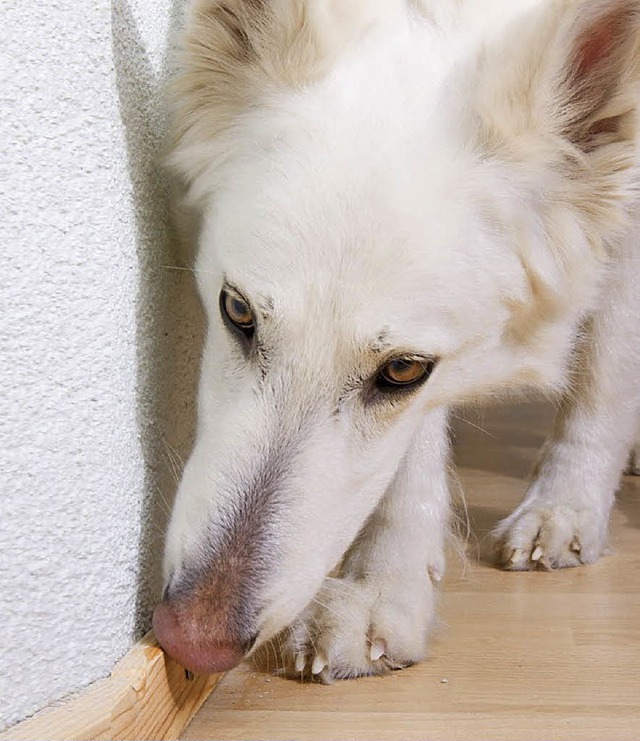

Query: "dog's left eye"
<box><xmin>376</xmin><ymin>357</ymin><xmax>436</xmax><ymax>389</ymax></box>
<box><xmin>221</xmin><ymin>289</ymin><xmax>255</xmax><ymax>338</ymax></box>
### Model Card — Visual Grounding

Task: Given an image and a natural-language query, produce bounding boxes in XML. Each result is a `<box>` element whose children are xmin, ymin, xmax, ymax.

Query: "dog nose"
<box><xmin>152</xmin><ymin>600</ymin><xmax>249</xmax><ymax>674</ymax></box>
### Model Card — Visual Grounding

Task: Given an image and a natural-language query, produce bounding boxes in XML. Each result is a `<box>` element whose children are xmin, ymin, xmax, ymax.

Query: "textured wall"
<box><xmin>0</xmin><ymin>0</ymin><xmax>201</xmax><ymax>729</ymax></box>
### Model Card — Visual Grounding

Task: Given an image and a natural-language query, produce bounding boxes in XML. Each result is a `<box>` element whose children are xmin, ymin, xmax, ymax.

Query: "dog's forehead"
<box><xmin>208</xmin><ymin>144</ymin><xmax>476</xmax><ymax>280</ymax></box>
<box><xmin>205</xmin><ymin>56</ymin><xmax>478</xmax><ymax>258</ymax></box>
<box><xmin>197</xmin><ymin>78</ymin><xmax>509</xmax><ymax>355</ymax></box>
<box><xmin>210</xmin><ymin>230</ymin><xmax>479</xmax><ymax>362</ymax></box>
<box><xmin>201</xmin><ymin>166</ymin><xmax>501</xmax><ymax>358</ymax></box>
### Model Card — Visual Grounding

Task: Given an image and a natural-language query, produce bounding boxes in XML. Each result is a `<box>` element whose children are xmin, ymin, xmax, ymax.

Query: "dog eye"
<box><xmin>221</xmin><ymin>289</ymin><xmax>255</xmax><ymax>338</ymax></box>
<box><xmin>376</xmin><ymin>357</ymin><xmax>436</xmax><ymax>389</ymax></box>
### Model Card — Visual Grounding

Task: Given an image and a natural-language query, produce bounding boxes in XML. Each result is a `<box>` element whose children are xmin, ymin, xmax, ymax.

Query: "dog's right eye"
<box><xmin>375</xmin><ymin>356</ymin><xmax>437</xmax><ymax>392</ymax></box>
<box><xmin>220</xmin><ymin>289</ymin><xmax>255</xmax><ymax>340</ymax></box>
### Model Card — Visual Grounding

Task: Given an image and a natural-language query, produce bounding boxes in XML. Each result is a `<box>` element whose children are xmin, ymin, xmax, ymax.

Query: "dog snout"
<box><xmin>158</xmin><ymin>452</ymin><xmax>292</xmax><ymax>673</ymax></box>
<box><xmin>153</xmin><ymin>597</ymin><xmax>255</xmax><ymax>674</ymax></box>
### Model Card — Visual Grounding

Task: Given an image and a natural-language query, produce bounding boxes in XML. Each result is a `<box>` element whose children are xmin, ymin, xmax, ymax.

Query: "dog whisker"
<box><xmin>160</xmin><ymin>437</ymin><xmax>184</xmax><ymax>486</ymax></box>
<box><xmin>159</xmin><ymin>264</ymin><xmax>217</xmax><ymax>276</ymax></box>
<box><xmin>450</xmin><ymin>412</ymin><xmax>496</xmax><ymax>439</ymax></box>
<box><xmin>152</xmin><ymin>482</ymin><xmax>174</xmax><ymax>520</ymax></box>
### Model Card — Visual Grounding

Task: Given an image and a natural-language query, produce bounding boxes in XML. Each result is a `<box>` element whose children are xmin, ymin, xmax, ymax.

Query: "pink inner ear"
<box><xmin>574</xmin><ymin>9</ymin><xmax>629</xmax><ymax>78</ymax></box>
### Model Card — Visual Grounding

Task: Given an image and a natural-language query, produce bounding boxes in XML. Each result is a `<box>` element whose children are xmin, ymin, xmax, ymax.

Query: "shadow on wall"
<box><xmin>111</xmin><ymin>0</ymin><xmax>205</xmax><ymax>638</ymax></box>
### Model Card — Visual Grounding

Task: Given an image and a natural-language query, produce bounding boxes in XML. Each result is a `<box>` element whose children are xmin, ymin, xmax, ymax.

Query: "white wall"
<box><xmin>0</xmin><ymin>0</ymin><xmax>202</xmax><ymax>730</ymax></box>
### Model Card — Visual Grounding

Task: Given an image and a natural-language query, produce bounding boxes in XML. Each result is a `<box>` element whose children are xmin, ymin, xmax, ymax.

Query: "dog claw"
<box><xmin>428</xmin><ymin>566</ymin><xmax>443</xmax><ymax>583</ymax></box>
<box><xmin>294</xmin><ymin>652</ymin><xmax>306</xmax><ymax>673</ymax></box>
<box><xmin>531</xmin><ymin>546</ymin><xmax>543</xmax><ymax>562</ymax></box>
<box><xmin>509</xmin><ymin>548</ymin><xmax>524</xmax><ymax>564</ymax></box>
<box><xmin>570</xmin><ymin>539</ymin><xmax>581</xmax><ymax>553</ymax></box>
<box><xmin>370</xmin><ymin>640</ymin><xmax>386</xmax><ymax>661</ymax></box>
<box><xmin>311</xmin><ymin>654</ymin><xmax>327</xmax><ymax>675</ymax></box>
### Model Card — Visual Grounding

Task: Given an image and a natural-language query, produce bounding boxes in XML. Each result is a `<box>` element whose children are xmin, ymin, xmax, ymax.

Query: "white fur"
<box><xmin>494</xmin><ymin>231</ymin><xmax>640</xmax><ymax>568</ymax></box>
<box><xmin>161</xmin><ymin>0</ymin><xmax>640</xmax><ymax>679</ymax></box>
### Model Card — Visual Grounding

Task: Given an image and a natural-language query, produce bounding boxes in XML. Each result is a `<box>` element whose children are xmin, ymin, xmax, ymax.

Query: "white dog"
<box><xmin>153</xmin><ymin>0</ymin><xmax>640</xmax><ymax>681</ymax></box>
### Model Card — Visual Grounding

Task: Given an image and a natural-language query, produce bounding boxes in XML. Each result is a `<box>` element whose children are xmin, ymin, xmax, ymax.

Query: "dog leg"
<box><xmin>281</xmin><ymin>408</ymin><xmax>450</xmax><ymax>680</ymax></box>
<box><xmin>495</xmin><ymin>242</ymin><xmax>640</xmax><ymax>570</ymax></box>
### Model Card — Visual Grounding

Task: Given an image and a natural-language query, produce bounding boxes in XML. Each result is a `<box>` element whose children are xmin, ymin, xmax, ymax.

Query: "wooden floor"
<box><xmin>182</xmin><ymin>403</ymin><xmax>640</xmax><ymax>741</ymax></box>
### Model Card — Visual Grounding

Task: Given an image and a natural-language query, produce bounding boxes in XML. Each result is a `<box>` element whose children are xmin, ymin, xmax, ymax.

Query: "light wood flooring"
<box><xmin>182</xmin><ymin>402</ymin><xmax>640</xmax><ymax>741</ymax></box>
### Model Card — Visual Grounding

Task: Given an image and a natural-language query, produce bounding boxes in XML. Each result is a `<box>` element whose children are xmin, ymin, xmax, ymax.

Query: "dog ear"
<box><xmin>477</xmin><ymin>0</ymin><xmax>640</xmax><ymax>175</ymax></box>
<box><xmin>551</xmin><ymin>0</ymin><xmax>640</xmax><ymax>155</ymax></box>
<box><xmin>475</xmin><ymin>0</ymin><xmax>640</xmax><ymax>187</ymax></box>
<box><xmin>167</xmin><ymin>0</ymin><xmax>274</xmax><ymax>194</ymax></box>
<box><xmin>471</xmin><ymin>0</ymin><xmax>640</xmax><ymax>347</ymax></box>
<box><xmin>168</xmin><ymin>0</ymin><xmax>399</xmax><ymax>198</ymax></box>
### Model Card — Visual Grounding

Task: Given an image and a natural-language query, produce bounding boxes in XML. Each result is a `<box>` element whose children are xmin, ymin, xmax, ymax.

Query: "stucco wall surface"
<box><xmin>0</xmin><ymin>0</ymin><xmax>200</xmax><ymax>730</ymax></box>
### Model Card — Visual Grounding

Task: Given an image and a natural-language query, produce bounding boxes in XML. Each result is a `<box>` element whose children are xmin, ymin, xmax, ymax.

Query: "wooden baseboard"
<box><xmin>0</xmin><ymin>631</ymin><xmax>222</xmax><ymax>741</ymax></box>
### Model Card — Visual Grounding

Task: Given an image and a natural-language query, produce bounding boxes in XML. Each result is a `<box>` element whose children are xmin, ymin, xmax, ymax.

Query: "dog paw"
<box><xmin>493</xmin><ymin>502</ymin><xmax>608</xmax><ymax>571</ymax></box>
<box><xmin>277</xmin><ymin>574</ymin><xmax>437</xmax><ymax>682</ymax></box>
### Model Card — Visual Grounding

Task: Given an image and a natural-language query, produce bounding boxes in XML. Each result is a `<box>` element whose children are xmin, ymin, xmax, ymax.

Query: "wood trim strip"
<box><xmin>1</xmin><ymin>631</ymin><xmax>222</xmax><ymax>741</ymax></box>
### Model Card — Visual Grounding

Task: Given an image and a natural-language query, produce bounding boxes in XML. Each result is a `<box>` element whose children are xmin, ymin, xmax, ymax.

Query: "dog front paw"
<box><xmin>277</xmin><ymin>574</ymin><xmax>437</xmax><ymax>682</ymax></box>
<box><xmin>493</xmin><ymin>501</ymin><xmax>608</xmax><ymax>571</ymax></box>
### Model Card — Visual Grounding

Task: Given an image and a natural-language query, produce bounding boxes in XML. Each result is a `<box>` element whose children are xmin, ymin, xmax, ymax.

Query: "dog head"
<box><xmin>153</xmin><ymin>0</ymin><xmax>640</xmax><ymax>673</ymax></box>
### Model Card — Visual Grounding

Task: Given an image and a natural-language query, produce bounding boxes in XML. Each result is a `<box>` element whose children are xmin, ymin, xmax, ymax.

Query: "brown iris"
<box><xmin>221</xmin><ymin>289</ymin><xmax>254</xmax><ymax>335</ymax></box>
<box><xmin>378</xmin><ymin>357</ymin><xmax>434</xmax><ymax>388</ymax></box>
